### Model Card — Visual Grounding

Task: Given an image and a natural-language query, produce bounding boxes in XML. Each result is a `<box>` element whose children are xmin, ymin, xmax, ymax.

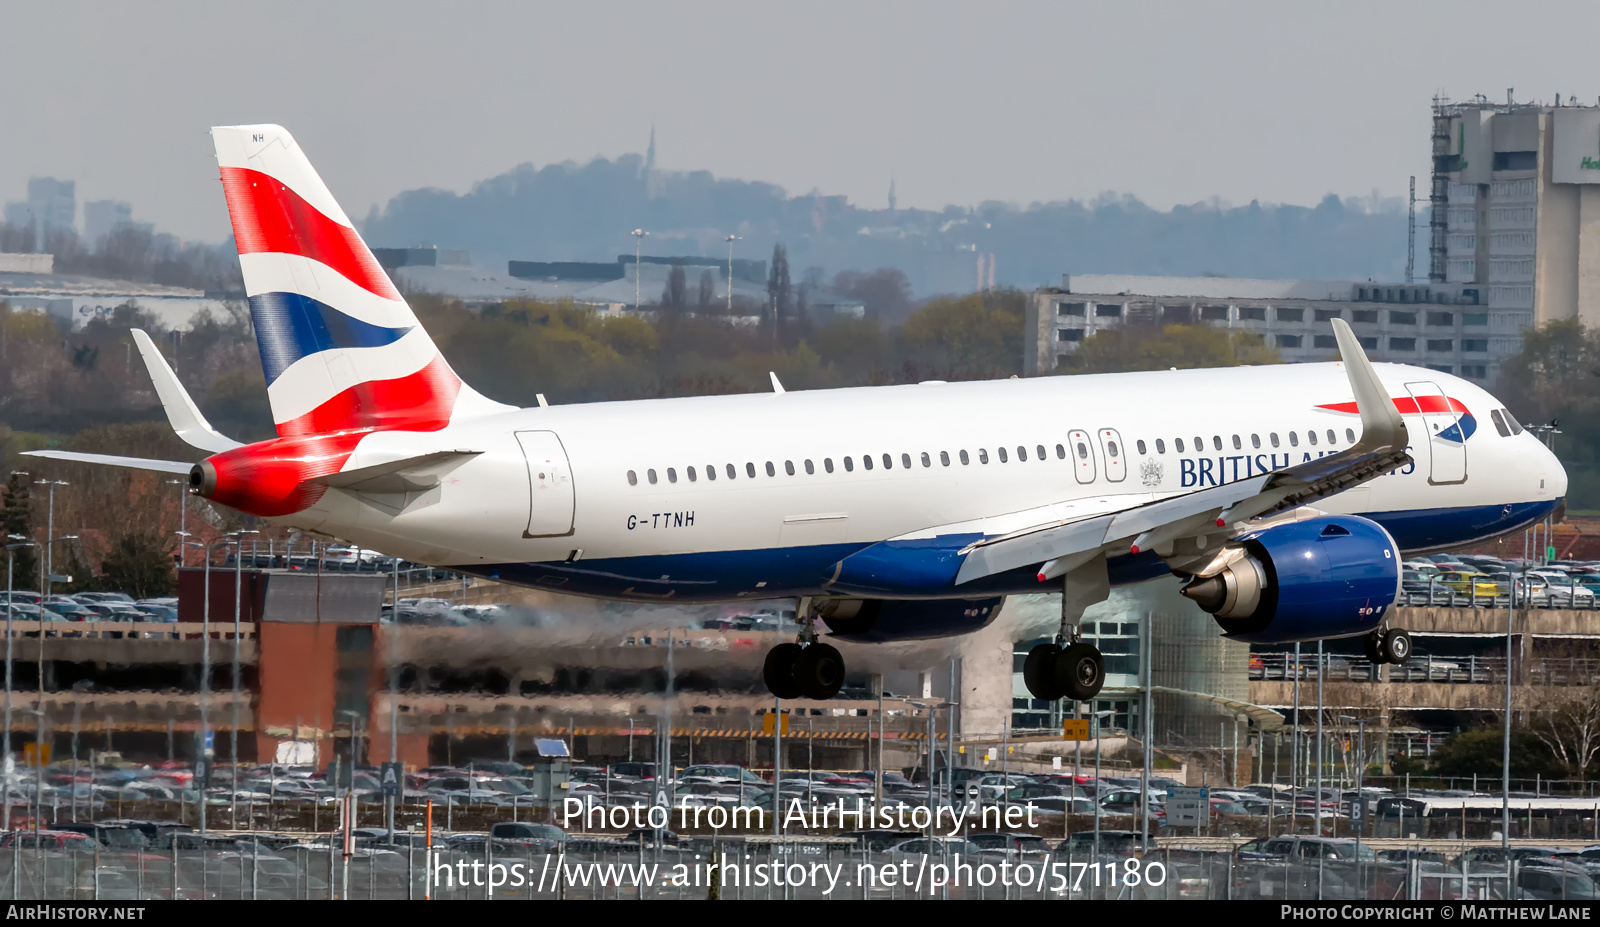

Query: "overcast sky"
<box><xmin>5</xmin><ymin>1</ymin><xmax>1600</xmax><ymax>242</ymax></box>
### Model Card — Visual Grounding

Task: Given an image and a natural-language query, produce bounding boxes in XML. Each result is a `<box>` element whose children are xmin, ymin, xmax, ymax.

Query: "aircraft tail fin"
<box><xmin>210</xmin><ymin>124</ymin><xmax>508</xmax><ymax>437</ymax></box>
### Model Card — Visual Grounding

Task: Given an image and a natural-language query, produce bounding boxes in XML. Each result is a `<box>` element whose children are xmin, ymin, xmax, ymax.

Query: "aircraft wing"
<box><xmin>953</xmin><ymin>319</ymin><xmax>1411</xmax><ymax>585</ymax></box>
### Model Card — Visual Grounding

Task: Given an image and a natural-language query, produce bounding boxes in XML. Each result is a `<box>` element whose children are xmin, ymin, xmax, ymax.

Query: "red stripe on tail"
<box><xmin>219</xmin><ymin>166</ymin><xmax>401</xmax><ymax>301</ymax></box>
<box><xmin>275</xmin><ymin>355</ymin><xmax>461</xmax><ymax>437</ymax></box>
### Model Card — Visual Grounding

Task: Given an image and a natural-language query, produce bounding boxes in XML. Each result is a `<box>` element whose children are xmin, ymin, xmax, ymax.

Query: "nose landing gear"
<box><xmin>761</xmin><ymin>605</ymin><xmax>846</xmax><ymax>700</ymax></box>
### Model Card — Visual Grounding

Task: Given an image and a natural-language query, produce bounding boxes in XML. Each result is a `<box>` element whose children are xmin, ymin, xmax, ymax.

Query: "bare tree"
<box><xmin>1522</xmin><ymin>643</ymin><xmax>1600</xmax><ymax>778</ymax></box>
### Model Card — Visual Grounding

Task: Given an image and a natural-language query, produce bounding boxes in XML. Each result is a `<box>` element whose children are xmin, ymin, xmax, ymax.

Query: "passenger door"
<box><xmin>1404</xmin><ymin>381</ymin><xmax>1467</xmax><ymax>485</ymax></box>
<box><xmin>515</xmin><ymin>431</ymin><xmax>576</xmax><ymax>537</ymax></box>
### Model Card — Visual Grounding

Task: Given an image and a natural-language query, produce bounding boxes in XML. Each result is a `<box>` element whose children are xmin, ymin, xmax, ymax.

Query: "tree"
<box><xmin>1497</xmin><ymin>319</ymin><xmax>1600</xmax><ymax>508</ymax></box>
<box><xmin>1523</xmin><ymin>645</ymin><xmax>1600</xmax><ymax>778</ymax></box>
<box><xmin>767</xmin><ymin>244</ymin><xmax>792</xmax><ymax>337</ymax></box>
<box><xmin>1430</xmin><ymin>727</ymin><xmax>1560</xmax><ymax>779</ymax></box>
<box><xmin>0</xmin><ymin>472</ymin><xmax>35</xmax><ymax>587</ymax></box>
<box><xmin>99</xmin><ymin>531</ymin><xmax>175</xmax><ymax>599</ymax></box>
<box><xmin>696</xmin><ymin>270</ymin><xmax>715</xmax><ymax>308</ymax></box>
<box><xmin>661</xmin><ymin>262</ymin><xmax>688</xmax><ymax>309</ymax></box>
<box><xmin>1068</xmin><ymin>323</ymin><xmax>1280</xmax><ymax>374</ymax></box>
<box><xmin>899</xmin><ymin>289</ymin><xmax>1027</xmax><ymax>379</ymax></box>
<box><xmin>831</xmin><ymin>268</ymin><xmax>915</xmax><ymax>323</ymax></box>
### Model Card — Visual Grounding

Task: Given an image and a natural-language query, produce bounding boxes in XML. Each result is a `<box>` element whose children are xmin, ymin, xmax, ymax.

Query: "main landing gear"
<box><xmin>763</xmin><ymin>605</ymin><xmax>846</xmax><ymax>700</ymax></box>
<box><xmin>1363</xmin><ymin>626</ymin><xmax>1412</xmax><ymax>665</ymax></box>
<box><xmin>1024</xmin><ymin>561</ymin><xmax>1110</xmax><ymax>703</ymax></box>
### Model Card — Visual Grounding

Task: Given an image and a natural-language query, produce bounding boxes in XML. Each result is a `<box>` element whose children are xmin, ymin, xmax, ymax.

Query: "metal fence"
<box><xmin>0</xmin><ymin>841</ymin><xmax>1582</xmax><ymax>901</ymax></box>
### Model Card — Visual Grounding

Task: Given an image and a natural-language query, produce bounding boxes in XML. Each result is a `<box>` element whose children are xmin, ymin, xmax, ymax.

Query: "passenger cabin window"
<box><xmin>746</xmin><ymin>462</ymin><xmax>756</xmax><ymax>478</ymax></box>
<box><xmin>1155</xmin><ymin>439</ymin><xmax>1166</xmax><ymax>454</ymax></box>
<box><xmin>844</xmin><ymin>457</ymin><xmax>854</xmax><ymax>471</ymax></box>
<box><xmin>1326</xmin><ymin>430</ymin><xmax>1336</xmax><ymax>445</ymax></box>
<box><xmin>727</xmin><ymin>463</ymin><xmax>737</xmax><ymax>479</ymax></box>
<box><xmin>628</xmin><ymin>470</ymin><xmax>638</xmax><ymax>486</ymax></box>
<box><xmin>1231</xmin><ymin>435</ymin><xmax>1242</xmax><ymax>450</ymax></box>
<box><xmin>686</xmin><ymin>466</ymin><xmax>697</xmax><ymax>482</ymax></box>
<box><xmin>785</xmin><ymin>461</ymin><xmax>796</xmax><ymax>475</ymax></box>
<box><xmin>1270</xmin><ymin>433</ymin><xmax>1279</xmax><ymax>448</ymax></box>
<box><xmin>1345</xmin><ymin>428</ymin><xmax>1355</xmax><ymax>443</ymax></box>
<box><xmin>1076</xmin><ymin>441</ymin><xmax>1089</xmax><ymax>459</ymax></box>
<box><xmin>959</xmin><ymin>450</ymin><xmax>970</xmax><ymax>465</ymax></box>
<box><xmin>1056</xmin><ymin>444</ymin><xmax>1066</xmax><ymax>459</ymax></box>
<box><xmin>901</xmin><ymin>453</ymin><xmax>912</xmax><ymax>468</ymax></box>
<box><xmin>1017</xmin><ymin>446</ymin><xmax>1028</xmax><ymax>462</ymax></box>
<box><xmin>1288</xmin><ymin>432</ymin><xmax>1299</xmax><ymax>447</ymax></box>
<box><xmin>940</xmin><ymin>451</ymin><xmax>950</xmax><ymax>466</ymax></box>
<box><xmin>803</xmin><ymin>460</ymin><xmax>814</xmax><ymax>474</ymax></box>
<box><xmin>667</xmin><ymin>467</ymin><xmax>678</xmax><ymax>483</ymax></box>
<box><xmin>1250</xmin><ymin>434</ymin><xmax>1260</xmax><ymax>449</ymax></box>
<box><xmin>1212</xmin><ymin>436</ymin><xmax>1222</xmax><ymax>451</ymax></box>
<box><xmin>863</xmin><ymin>455</ymin><xmax>874</xmax><ymax>470</ymax></box>
<box><xmin>765</xmin><ymin>462</ymin><xmax>776</xmax><ymax>476</ymax></box>
<box><xmin>824</xmin><ymin>458</ymin><xmax>834</xmax><ymax>473</ymax></box>
<box><xmin>979</xmin><ymin>449</ymin><xmax>989</xmax><ymax>464</ymax></box>
<box><xmin>1136</xmin><ymin>440</ymin><xmax>1147</xmax><ymax>455</ymax></box>
<box><xmin>1036</xmin><ymin>444</ymin><xmax>1046</xmax><ymax>460</ymax></box>
<box><xmin>1175</xmin><ymin>438</ymin><xmax>1185</xmax><ymax>452</ymax></box>
<box><xmin>705</xmin><ymin>465</ymin><xmax>715</xmax><ymax>481</ymax></box>
<box><xmin>921</xmin><ymin>452</ymin><xmax>931</xmax><ymax>468</ymax></box>
<box><xmin>1307</xmin><ymin>431</ymin><xmax>1317</xmax><ymax>446</ymax></box>
<box><xmin>997</xmin><ymin>447</ymin><xmax>1009</xmax><ymax>463</ymax></box>
<box><xmin>882</xmin><ymin>454</ymin><xmax>893</xmax><ymax>469</ymax></box>
<box><xmin>648</xmin><ymin>469</ymin><xmax>658</xmax><ymax>484</ymax></box>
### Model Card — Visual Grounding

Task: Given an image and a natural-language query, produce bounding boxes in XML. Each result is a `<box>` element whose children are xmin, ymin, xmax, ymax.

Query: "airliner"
<box><xmin>29</xmin><ymin>125</ymin><xmax>1566</xmax><ymax>705</ymax></box>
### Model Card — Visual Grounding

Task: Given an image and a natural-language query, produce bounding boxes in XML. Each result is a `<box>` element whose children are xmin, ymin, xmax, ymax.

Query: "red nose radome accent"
<box><xmin>219</xmin><ymin>166</ymin><xmax>401</xmax><ymax>301</ymax></box>
<box><xmin>1130</xmin><ymin>545</ymin><xmax>1141</xmax><ymax>554</ymax></box>
<box><xmin>275</xmin><ymin>355</ymin><xmax>461</xmax><ymax>438</ymax></box>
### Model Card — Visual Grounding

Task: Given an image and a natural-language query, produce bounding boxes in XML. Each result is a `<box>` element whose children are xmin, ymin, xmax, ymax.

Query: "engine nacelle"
<box><xmin>819</xmin><ymin>596</ymin><xmax>1004</xmax><ymax>643</ymax></box>
<box><xmin>1180</xmin><ymin>515</ymin><xmax>1399</xmax><ymax>644</ymax></box>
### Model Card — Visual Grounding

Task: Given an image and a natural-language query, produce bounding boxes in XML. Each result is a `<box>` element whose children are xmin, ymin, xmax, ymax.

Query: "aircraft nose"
<box><xmin>1535</xmin><ymin>434</ymin><xmax>1567</xmax><ymax>500</ymax></box>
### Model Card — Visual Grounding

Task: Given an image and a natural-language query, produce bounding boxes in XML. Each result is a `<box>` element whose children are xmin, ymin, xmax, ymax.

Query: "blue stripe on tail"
<box><xmin>248</xmin><ymin>292</ymin><xmax>414</xmax><ymax>385</ymax></box>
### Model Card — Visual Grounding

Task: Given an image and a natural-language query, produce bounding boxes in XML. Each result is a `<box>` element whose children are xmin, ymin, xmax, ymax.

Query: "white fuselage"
<box><xmin>277</xmin><ymin>362</ymin><xmax>1564</xmax><ymax>603</ymax></box>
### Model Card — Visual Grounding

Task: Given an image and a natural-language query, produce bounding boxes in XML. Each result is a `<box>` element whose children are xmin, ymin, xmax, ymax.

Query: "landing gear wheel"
<box><xmin>763</xmin><ymin>643</ymin><xmax>805</xmax><ymax>699</ymax></box>
<box><xmin>793</xmin><ymin>643</ymin><xmax>846</xmax><ymax>700</ymax></box>
<box><xmin>1363</xmin><ymin>632</ymin><xmax>1389</xmax><ymax>665</ymax></box>
<box><xmin>1382</xmin><ymin>628</ymin><xmax>1412</xmax><ymax>665</ymax></box>
<box><xmin>1024</xmin><ymin>643</ymin><xmax>1064</xmax><ymax>701</ymax></box>
<box><xmin>1053</xmin><ymin>642</ymin><xmax>1106</xmax><ymax>702</ymax></box>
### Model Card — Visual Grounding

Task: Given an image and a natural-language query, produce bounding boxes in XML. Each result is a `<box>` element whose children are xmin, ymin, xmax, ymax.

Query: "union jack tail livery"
<box><xmin>211</xmin><ymin>124</ymin><xmax>507</xmax><ymax>437</ymax></box>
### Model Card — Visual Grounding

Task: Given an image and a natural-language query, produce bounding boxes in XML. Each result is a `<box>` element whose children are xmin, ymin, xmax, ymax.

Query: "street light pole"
<box><xmin>200</xmin><ymin>534</ymin><xmax>240</xmax><ymax>834</ymax></box>
<box><xmin>631</xmin><ymin>229</ymin><xmax>648</xmax><ymax>311</ymax></box>
<box><xmin>231</xmin><ymin>530</ymin><xmax>258</xmax><ymax>825</ymax></box>
<box><xmin>33</xmin><ymin>481</ymin><xmax>66</xmax><ymax>599</ymax></box>
<box><xmin>723</xmin><ymin>234</ymin><xmax>741</xmax><ymax>314</ymax></box>
<box><xmin>3</xmin><ymin>537</ymin><xmax>38</xmax><ymax>832</ymax></box>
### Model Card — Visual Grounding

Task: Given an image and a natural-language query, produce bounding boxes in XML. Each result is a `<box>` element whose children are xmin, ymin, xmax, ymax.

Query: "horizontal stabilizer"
<box><xmin>131</xmin><ymin>329</ymin><xmax>242</xmax><ymax>453</ymax></box>
<box><xmin>22</xmin><ymin>450</ymin><xmax>195</xmax><ymax>474</ymax></box>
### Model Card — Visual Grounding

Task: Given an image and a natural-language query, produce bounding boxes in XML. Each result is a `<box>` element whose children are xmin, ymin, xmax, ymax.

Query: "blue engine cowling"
<box><xmin>1179</xmin><ymin>515</ymin><xmax>1400</xmax><ymax>644</ymax></box>
<box><xmin>819</xmin><ymin>596</ymin><xmax>1004</xmax><ymax>643</ymax></box>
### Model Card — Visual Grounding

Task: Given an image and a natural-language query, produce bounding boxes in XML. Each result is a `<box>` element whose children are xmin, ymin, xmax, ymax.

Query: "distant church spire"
<box><xmin>888</xmin><ymin>177</ymin><xmax>897</xmax><ymax>212</ymax></box>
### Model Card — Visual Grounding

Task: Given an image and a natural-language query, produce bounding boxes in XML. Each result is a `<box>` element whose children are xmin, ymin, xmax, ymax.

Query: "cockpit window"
<box><xmin>1501</xmin><ymin>408</ymin><xmax>1525</xmax><ymax>435</ymax></box>
<box><xmin>1490</xmin><ymin>409</ymin><xmax>1511</xmax><ymax>438</ymax></box>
